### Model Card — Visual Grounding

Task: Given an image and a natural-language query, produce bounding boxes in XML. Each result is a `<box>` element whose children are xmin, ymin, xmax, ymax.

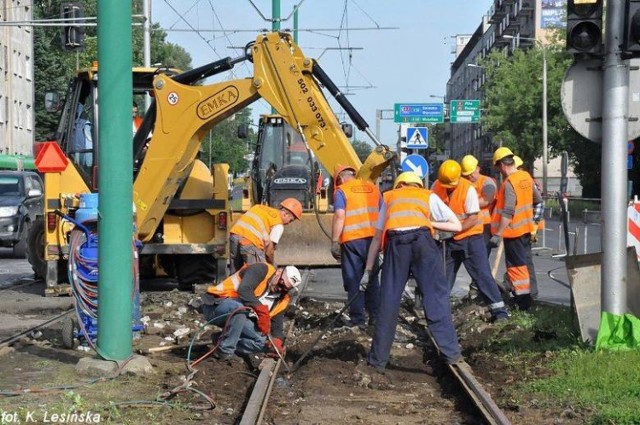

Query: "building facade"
<box><xmin>445</xmin><ymin>0</ymin><xmax>581</xmax><ymax>195</ymax></box>
<box><xmin>0</xmin><ymin>0</ymin><xmax>34</xmax><ymax>156</ymax></box>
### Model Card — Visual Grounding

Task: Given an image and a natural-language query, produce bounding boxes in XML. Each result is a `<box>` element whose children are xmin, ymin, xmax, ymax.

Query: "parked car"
<box><xmin>0</xmin><ymin>171</ymin><xmax>44</xmax><ymax>257</ymax></box>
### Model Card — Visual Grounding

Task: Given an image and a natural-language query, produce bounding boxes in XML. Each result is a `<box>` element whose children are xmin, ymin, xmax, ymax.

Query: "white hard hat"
<box><xmin>284</xmin><ymin>266</ymin><xmax>302</xmax><ymax>288</ymax></box>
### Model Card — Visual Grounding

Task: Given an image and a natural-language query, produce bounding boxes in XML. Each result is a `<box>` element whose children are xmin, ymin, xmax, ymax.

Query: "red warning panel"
<box><xmin>34</xmin><ymin>142</ymin><xmax>69</xmax><ymax>173</ymax></box>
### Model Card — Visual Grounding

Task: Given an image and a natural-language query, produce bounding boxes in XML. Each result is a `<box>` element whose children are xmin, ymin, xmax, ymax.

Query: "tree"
<box><xmin>201</xmin><ymin>109</ymin><xmax>254</xmax><ymax>174</ymax></box>
<box><xmin>352</xmin><ymin>139</ymin><xmax>373</xmax><ymax>163</ymax></box>
<box><xmin>481</xmin><ymin>43</ymin><xmax>601</xmax><ymax>196</ymax></box>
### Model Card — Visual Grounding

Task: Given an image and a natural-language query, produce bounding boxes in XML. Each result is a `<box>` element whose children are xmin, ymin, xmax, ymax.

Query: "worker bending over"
<box><xmin>229</xmin><ymin>198</ymin><xmax>303</xmax><ymax>273</ymax></box>
<box><xmin>361</xmin><ymin>171</ymin><xmax>463</xmax><ymax>370</ymax></box>
<box><xmin>432</xmin><ymin>160</ymin><xmax>508</xmax><ymax>321</ymax></box>
<box><xmin>200</xmin><ymin>262</ymin><xmax>302</xmax><ymax>360</ymax></box>
<box><xmin>461</xmin><ymin>155</ymin><xmax>497</xmax><ymax>255</ymax></box>
<box><xmin>490</xmin><ymin>148</ymin><xmax>542</xmax><ymax>311</ymax></box>
<box><xmin>331</xmin><ymin>165</ymin><xmax>382</xmax><ymax>329</ymax></box>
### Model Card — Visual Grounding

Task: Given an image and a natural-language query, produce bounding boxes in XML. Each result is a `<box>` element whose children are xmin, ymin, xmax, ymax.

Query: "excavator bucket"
<box><xmin>274</xmin><ymin>212</ymin><xmax>338</xmax><ymax>266</ymax></box>
<box><xmin>357</xmin><ymin>145</ymin><xmax>396</xmax><ymax>182</ymax></box>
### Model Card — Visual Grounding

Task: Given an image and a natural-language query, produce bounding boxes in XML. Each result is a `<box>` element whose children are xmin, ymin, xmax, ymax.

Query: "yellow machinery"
<box><xmin>30</xmin><ymin>32</ymin><xmax>394</xmax><ymax>294</ymax></box>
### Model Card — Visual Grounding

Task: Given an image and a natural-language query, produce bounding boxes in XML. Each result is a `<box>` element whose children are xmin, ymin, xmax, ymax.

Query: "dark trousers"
<box><xmin>368</xmin><ymin>228</ymin><xmax>461</xmax><ymax>369</ymax></box>
<box><xmin>444</xmin><ymin>234</ymin><xmax>507</xmax><ymax>318</ymax></box>
<box><xmin>341</xmin><ymin>237</ymin><xmax>380</xmax><ymax>325</ymax></box>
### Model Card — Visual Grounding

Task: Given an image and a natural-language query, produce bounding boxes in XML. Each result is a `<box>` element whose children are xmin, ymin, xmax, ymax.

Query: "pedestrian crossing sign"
<box><xmin>406</xmin><ymin>127</ymin><xmax>428</xmax><ymax>149</ymax></box>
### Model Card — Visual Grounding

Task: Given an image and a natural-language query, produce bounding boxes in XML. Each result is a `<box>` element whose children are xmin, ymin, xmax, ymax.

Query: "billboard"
<box><xmin>541</xmin><ymin>0</ymin><xmax>566</xmax><ymax>29</ymax></box>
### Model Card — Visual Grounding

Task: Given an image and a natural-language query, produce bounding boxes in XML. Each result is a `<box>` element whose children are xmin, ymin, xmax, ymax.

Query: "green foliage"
<box><xmin>352</xmin><ymin>140</ymin><xmax>373</xmax><ymax>163</ymax></box>
<box><xmin>200</xmin><ymin>109</ymin><xmax>254</xmax><ymax>174</ymax></box>
<box><xmin>481</xmin><ymin>43</ymin><xmax>601</xmax><ymax>197</ymax></box>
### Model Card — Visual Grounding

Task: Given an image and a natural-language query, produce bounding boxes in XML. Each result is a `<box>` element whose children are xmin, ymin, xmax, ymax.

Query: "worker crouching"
<box><xmin>361</xmin><ymin>171</ymin><xmax>464</xmax><ymax>370</ymax></box>
<box><xmin>199</xmin><ymin>262</ymin><xmax>302</xmax><ymax>360</ymax></box>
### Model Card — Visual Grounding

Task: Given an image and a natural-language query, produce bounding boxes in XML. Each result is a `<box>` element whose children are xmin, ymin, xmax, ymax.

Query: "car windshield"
<box><xmin>0</xmin><ymin>176</ymin><xmax>21</xmax><ymax>196</ymax></box>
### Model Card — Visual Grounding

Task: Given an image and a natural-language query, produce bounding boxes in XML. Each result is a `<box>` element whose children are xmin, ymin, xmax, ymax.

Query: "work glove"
<box><xmin>489</xmin><ymin>235</ymin><xmax>501</xmax><ymax>249</ymax></box>
<box><xmin>265</xmin><ymin>337</ymin><xmax>285</xmax><ymax>359</ymax></box>
<box><xmin>530</xmin><ymin>228</ymin><xmax>538</xmax><ymax>244</ymax></box>
<box><xmin>359</xmin><ymin>270</ymin><xmax>372</xmax><ymax>292</ymax></box>
<box><xmin>331</xmin><ymin>241</ymin><xmax>341</xmax><ymax>260</ymax></box>
<box><xmin>252</xmin><ymin>304</ymin><xmax>271</xmax><ymax>336</ymax></box>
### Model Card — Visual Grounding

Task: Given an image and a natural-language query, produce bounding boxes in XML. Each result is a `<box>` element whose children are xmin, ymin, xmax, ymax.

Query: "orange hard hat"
<box><xmin>333</xmin><ymin>164</ymin><xmax>356</xmax><ymax>181</ymax></box>
<box><xmin>280</xmin><ymin>198</ymin><xmax>303</xmax><ymax>220</ymax></box>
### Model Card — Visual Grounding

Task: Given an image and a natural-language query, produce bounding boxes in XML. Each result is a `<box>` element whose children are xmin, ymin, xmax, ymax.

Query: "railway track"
<box><xmin>236</xmin><ymin>268</ymin><xmax>511</xmax><ymax>425</ymax></box>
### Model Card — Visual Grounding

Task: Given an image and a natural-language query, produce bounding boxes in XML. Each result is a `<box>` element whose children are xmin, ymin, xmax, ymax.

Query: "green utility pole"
<box><xmin>96</xmin><ymin>2</ymin><xmax>134</xmax><ymax>360</ymax></box>
<box><xmin>293</xmin><ymin>4</ymin><xmax>299</xmax><ymax>43</ymax></box>
<box><xmin>272</xmin><ymin>0</ymin><xmax>281</xmax><ymax>31</ymax></box>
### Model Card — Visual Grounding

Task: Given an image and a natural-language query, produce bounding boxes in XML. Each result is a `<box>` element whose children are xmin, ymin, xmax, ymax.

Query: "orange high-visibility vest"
<box><xmin>381</xmin><ymin>186</ymin><xmax>433</xmax><ymax>247</ymax></box>
<box><xmin>491</xmin><ymin>170</ymin><xmax>535</xmax><ymax>238</ymax></box>
<box><xmin>338</xmin><ymin>179</ymin><xmax>380</xmax><ymax>243</ymax></box>
<box><xmin>230</xmin><ymin>205</ymin><xmax>283</xmax><ymax>250</ymax></box>
<box><xmin>206</xmin><ymin>263</ymin><xmax>291</xmax><ymax>317</ymax></box>
<box><xmin>472</xmin><ymin>174</ymin><xmax>496</xmax><ymax>225</ymax></box>
<box><xmin>432</xmin><ymin>178</ymin><xmax>483</xmax><ymax>240</ymax></box>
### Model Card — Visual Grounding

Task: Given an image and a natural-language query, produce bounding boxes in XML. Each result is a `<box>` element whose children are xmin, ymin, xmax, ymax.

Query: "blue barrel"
<box><xmin>76</xmin><ymin>193</ymin><xmax>99</xmax><ymax>223</ymax></box>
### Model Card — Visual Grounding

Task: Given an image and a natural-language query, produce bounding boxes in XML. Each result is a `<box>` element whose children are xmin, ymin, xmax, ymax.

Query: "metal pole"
<box><xmin>272</xmin><ymin>0</ymin><xmax>281</xmax><ymax>31</ymax></box>
<box><xmin>97</xmin><ymin>1</ymin><xmax>134</xmax><ymax>360</ymax></box>
<box><xmin>143</xmin><ymin>0</ymin><xmax>151</xmax><ymax>111</ymax></box>
<box><xmin>293</xmin><ymin>4</ymin><xmax>298</xmax><ymax>43</ymax></box>
<box><xmin>542</xmin><ymin>47</ymin><xmax>548</xmax><ymax>196</ymax></box>
<box><xmin>601</xmin><ymin>0</ymin><xmax>628</xmax><ymax>315</ymax></box>
<box><xmin>375</xmin><ymin>109</ymin><xmax>381</xmax><ymax>140</ymax></box>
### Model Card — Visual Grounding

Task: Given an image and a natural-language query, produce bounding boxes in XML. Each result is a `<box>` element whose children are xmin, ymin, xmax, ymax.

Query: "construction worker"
<box><xmin>432</xmin><ymin>160</ymin><xmax>508</xmax><ymax>321</ymax></box>
<box><xmin>514</xmin><ymin>155</ymin><xmax>545</xmax><ymax>299</ymax></box>
<box><xmin>331</xmin><ymin>165</ymin><xmax>381</xmax><ymax>329</ymax></box>
<box><xmin>490</xmin><ymin>148</ymin><xmax>542</xmax><ymax>311</ymax></box>
<box><xmin>200</xmin><ymin>262</ymin><xmax>302</xmax><ymax>360</ymax></box>
<box><xmin>132</xmin><ymin>101</ymin><xmax>143</xmax><ymax>136</ymax></box>
<box><xmin>361</xmin><ymin>171</ymin><xmax>463</xmax><ymax>370</ymax></box>
<box><xmin>461</xmin><ymin>154</ymin><xmax>497</xmax><ymax>254</ymax></box>
<box><xmin>229</xmin><ymin>198</ymin><xmax>303</xmax><ymax>273</ymax></box>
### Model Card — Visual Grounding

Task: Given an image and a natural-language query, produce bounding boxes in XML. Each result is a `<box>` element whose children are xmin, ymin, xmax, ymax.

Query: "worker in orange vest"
<box><xmin>229</xmin><ymin>198</ymin><xmax>303</xmax><ymax>273</ymax></box>
<box><xmin>460</xmin><ymin>155</ymin><xmax>497</xmax><ymax>255</ymax></box>
<box><xmin>432</xmin><ymin>160</ymin><xmax>508</xmax><ymax>321</ymax></box>
<box><xmin>361</xmin><ymin>171</ymin><xmax>463</xmax><ymax>370</ymax></box>
<box><xmin>331</xmin><ymin>165</ymin><xmax>381</xmax><ymax>329</ymax></box>
<box><xmin>132</xmin><ymin>101</ymin><xmax>143</xmax><ymax>137</ymax></box>
<box><xmin>490</xmin><ymin>148</ymin><xmax>543</xmax><ymax>310</ymax></box>
<box><xmin>200</xmin><ymin>262</ymin><xmax>302</xmax><ymax>360</ymax></box>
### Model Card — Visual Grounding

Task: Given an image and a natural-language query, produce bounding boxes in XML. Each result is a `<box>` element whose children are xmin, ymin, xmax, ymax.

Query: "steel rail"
<box><xmin>0</xmin><ymin>308</ymin><xmax>74</xmax><ymax>349</ymax></box>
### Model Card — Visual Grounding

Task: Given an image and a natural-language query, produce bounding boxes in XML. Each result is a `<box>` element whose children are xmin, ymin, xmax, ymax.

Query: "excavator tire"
<box><xmin>274</xmin><ymin>212</ymin><xmax>337</xmax><ymax>266</ymax></box>
<box><xmin>175</xmin><ymin>254</ymin><xmax>217</xmax><ymax>291</ymax></box>
<box><xmin>26</xmin><ymin>217</ymin><xmax>47</xmax><ymax>279</ymax></box>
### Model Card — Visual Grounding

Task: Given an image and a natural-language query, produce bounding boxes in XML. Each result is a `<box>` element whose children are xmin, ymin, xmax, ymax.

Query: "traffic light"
<box><xmin>624</xmin><ymin>0</ymin><xmax>640</xmax><ymax>57</ymax></box>
<box><xmin>566</xmin><ymin>0</ymin><xmax>603</xmax><ymax>57</ymax></box>
<box><xmin>60</xmin><ymin>2</ymin><xmax>84</xmax><ymax>50</ymax></box>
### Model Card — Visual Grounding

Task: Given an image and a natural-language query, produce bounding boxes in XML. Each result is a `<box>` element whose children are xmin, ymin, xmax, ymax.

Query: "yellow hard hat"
<box><xmin>514</xmin><ymin>155</ymin><xmax>524</xmax><ymax>169</ymax></box>
<box><xmin>460</xmin><ymin>155</ymin><xmax>478</xmax><ymax>176</ymax></box>
<box><xmin>280</xmin><ymin>198</ymin><xmax>303</xmax><ymax>220</ymax></box>
<box><xmin>493</xmin><ymin>147</ymin><xmax>514</xmax><ymax>165</ymax></box>
<box><xmin>394</xmin><ymin>171</ymin><xmax>424</xmax><ymax>189</ymax></box>
<box><xmin>438</xmin><ymin>160</ymin><xmax>462</xmax><ymax>188</ymax></box>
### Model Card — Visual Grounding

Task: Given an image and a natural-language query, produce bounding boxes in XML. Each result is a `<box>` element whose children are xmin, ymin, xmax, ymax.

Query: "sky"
<box><xmin>150</xmin><ymin>0</ymin><xmax>494</xmax><ymax>145</ymax></box>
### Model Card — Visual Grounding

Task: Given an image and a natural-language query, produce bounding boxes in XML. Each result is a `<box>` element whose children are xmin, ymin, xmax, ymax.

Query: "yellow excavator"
<box><xmin>30</xmin><ymin>32</ymin><xmax>395</xmax><ymax>295</ymax></box>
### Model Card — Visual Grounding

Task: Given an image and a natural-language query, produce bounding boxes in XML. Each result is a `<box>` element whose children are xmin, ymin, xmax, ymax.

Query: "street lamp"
<box><xmin>429</xmin><ymin>94</ymin><xmax>445</xmax><ymax>99</ymax></box>
<box><xmin>504</xmin><ymin>34</ymin><xmax>548</xmax><ymax>196</ymax></box>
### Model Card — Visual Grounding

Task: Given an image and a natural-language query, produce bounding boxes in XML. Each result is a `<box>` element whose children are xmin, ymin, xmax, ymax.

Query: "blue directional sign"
<box><xmin>401</xmin><ymin>154</ymin><xmax>429</xmax><ymax>179</ymax></box>
<box><xmin>394</xmin><ymin>103</ymin><xmax>444</xmax><ymax>123</ymax></box>
<box><xmin>406</xmin><ymin>127</ymin><xmax>428</xmax><ymax>149</ymax></box>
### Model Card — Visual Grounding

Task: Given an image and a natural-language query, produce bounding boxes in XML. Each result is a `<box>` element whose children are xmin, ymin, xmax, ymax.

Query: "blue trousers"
<box><xmin>202</xmin><ymin>298</ymin><xmax>266</xmax><ymax>356</ymax></box>
<box><xmin>368</xmin><ymin>228</ymin><xmax>461</xmax><ymax>369</ymax></box>
<box><xmin>444</xmin><ymin>235</ymin><xmax>507</xmax><ymax>318</ymax></box>
<box><xmin>341</xmin><ymin>237</ymin><xmax>380</xmax><ymax>325</ymax></box>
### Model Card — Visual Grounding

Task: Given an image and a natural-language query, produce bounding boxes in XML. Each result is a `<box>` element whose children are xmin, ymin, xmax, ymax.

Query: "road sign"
<box><xmin>394</xmin><ymin>103</ymin><xmax>444</xmax><ymax>123</ymax></box>
<box><xmin>561</xmin><ymin>58</ymin><xmax>640</xmax><ymax>143</ymax></box>
<box><xmin>401</xmin><ymin>154</ymin><xmax>429</xmax><ymax>178</ymax></box>
<box><xmin>450</xmin><ymin>100</ymin><xmax>481</xmax><ymax>123</ymax></box>
<box><xmin>406</xmin><ymin>127</ymin><xmax>429</xmax><ymax>149</ymax></box>
<box><xmin>34</xmin><ymin>142</ymin><xmax>69</xmax><ymax>173</ymax></box>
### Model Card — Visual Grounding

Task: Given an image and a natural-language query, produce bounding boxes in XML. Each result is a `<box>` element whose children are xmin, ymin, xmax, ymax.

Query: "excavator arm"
<box><xmin>135</xmin><ymin>32</ymin><xmax>395</xmax><ymax>241</ymax></box>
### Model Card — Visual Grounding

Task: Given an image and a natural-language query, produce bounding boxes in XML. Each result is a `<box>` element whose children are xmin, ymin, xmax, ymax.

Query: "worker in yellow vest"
<box><xmin>229</xmin><ymin>198</ymin><xmax>303</xmax><ymax>273</ymax></box>
<box><xmin>432</xmin><ymin>160</ymin><xmax>508</xmax><ymax>321</ymax></box>
<box><xmin>331</xmin><ymin>165</ymin><xmax>382</xmax><ymax>329</ymax></box>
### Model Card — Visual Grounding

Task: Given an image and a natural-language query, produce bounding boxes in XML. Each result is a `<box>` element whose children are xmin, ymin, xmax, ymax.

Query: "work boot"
<box><xmin>212</xmin><ymin>349</ymin><xmax>235</xmax><ymax>361</ymax></box>
<box><xmin>515</xmin><ymin>294</ymin><xmax>533</xmax><ymax>311</ymax></box>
